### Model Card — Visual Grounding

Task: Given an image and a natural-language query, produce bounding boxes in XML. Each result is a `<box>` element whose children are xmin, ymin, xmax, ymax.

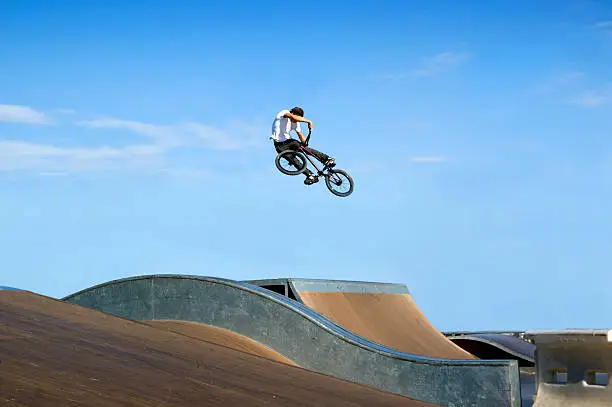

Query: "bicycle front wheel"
<box><xmin>324</xmin><ymin>169</ymin><xmax>354</xmax><ymax>197</ymax></box>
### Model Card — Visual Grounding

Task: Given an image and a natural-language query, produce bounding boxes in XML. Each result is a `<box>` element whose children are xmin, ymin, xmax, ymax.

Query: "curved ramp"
<box><xmin>63</xmin><ymin>274</ymin><xmax>520</xmax><ymax>407</ymax></box>
<box><xmin>448</xmin><ymin>334</ymin><xmax>535</xmax><ymax>367</ymax></box>
<box><xmin>266</xmin><ymin>278</ymin><xmax>475</xmax><ymax>359</ymax></box>
<box><xmin>2</xmin><ymin>290</ymin><xmax>433</xmax><ymax>407</ymax></box>
<box><xmin>144</xmin><ymin>320</ymin><xmax>297</xmax><ymax>365</ymax></box>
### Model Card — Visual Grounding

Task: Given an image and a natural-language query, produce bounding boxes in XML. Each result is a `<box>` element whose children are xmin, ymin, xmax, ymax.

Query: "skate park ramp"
<box><xmin>447</xmin><ymin>333</ymin><xmax>535</xmax><ymax>367</ymax></box>
<box><xmin>1</xmin><ymin>289</ymin><xmax>435</xmax><ymax>407</ymax></box>
<box><xmin>246</xmin><ymin>278</ymin><xmax>475</xmax><ymax>360</ymax></box>
<box><xmin>445</xmin><ymin>333</ymin><xmax>537</xmax><ymax>406</ymax></box>
<box><xmin>144</xmin><ymin>320</ymin><xmax>296</xmax><ymax>365</ymax></box>
<box><xmin>63</xmin><ymin>274</ymin><xmax>521</xmax><ymax>407</ymax></box>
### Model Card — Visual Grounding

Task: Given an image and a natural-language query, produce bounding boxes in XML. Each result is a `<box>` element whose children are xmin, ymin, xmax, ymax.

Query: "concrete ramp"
<box><xmin>64</xmin><ymin>274</ymin><xmax>521</xmax><ymax>407</ymax></box>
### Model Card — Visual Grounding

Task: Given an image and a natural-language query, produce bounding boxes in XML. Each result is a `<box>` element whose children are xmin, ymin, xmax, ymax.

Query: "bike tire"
<box><xmin>324</xmin><ymin>169</ymin><xmax>354</xmax><ymax>197</ymax></box>
<box><xmin>275</xmin><ymin>150</ymin><xmax>308</xmax><ymax>175</ymax></box>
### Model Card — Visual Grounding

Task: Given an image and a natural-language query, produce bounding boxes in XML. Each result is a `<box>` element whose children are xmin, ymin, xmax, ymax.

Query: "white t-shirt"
<box><xmin>271</xmin><ymin>109</ymin><xmax>301</xmax><ymax>142</ymax></box>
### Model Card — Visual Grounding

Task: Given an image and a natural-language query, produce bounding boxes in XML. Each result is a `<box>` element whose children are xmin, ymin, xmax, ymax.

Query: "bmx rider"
<box><xmin>270</xmin><ymin>107</ymin><xmax>335</xmax><ymax>185</ymax></box>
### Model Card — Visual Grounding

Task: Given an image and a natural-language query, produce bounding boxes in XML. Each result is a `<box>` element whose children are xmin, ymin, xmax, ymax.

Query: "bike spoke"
<box><xmin>280</xmin><ymin>155</ymin><xmax>304</xmax><ymax>170</ymax></box>
<box><xmin>328</xmin><ymin>172</ymin><xmax>350</xmax><ymax>193</ymax></box>
<box><xmin>281</xmin><ymin>158</ymin><xmax>293</xmax><ymax>168</ymax></box>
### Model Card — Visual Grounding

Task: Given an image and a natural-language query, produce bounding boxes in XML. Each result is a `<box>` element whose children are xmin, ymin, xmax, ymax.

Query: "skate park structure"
<box><xmin>445</xmin><ymin>331</ymin><xmax>535</xmax><ymax>367</ymax></box>
<box><xmin>525</xmin><ymin>329</ymin><xmax>612</xmax><ymax>407</ymax></box>
<box><xmin>246</xmin><ymin>278</ymin><xmax>476</xmax><ymax>359</ymax></box>
<box><xmin>246</xmin><ymin>278</ymin><xmax>537</xmax><ymax>406</ymax></box>
<box><xmin>3</xmin><ymin>274</ymin><xmax>608</xmax><ymax>406</ymax></box>
<box><xmin>1</xmin><ymin>289</ymin><xmax>434</xmax><ymax>407</ymax></box>
<box><xmin>63</xmin><ymin>274</ymin><xmax>521</xmax><ymax>407</ymax></box>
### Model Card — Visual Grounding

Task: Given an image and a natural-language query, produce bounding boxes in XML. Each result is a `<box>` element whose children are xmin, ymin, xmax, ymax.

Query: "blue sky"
<box><xmin>1</xmin><ymin>0</ymin><xmax>611</xmax><ymax>332</ymax></box>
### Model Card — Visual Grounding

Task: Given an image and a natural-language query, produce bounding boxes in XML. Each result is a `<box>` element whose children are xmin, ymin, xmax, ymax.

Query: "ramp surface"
<box><xmin>249</xmin><ymin>278</ymin><xmax>475</xmax><ymax>359</ymax></box>
<box><xmin>448</xmin><ymin>333</ymin><xmax>535</xmax><ymax>366</ymax></box>
<box><xmin>144</xmin><ymin>320</ymin><xmax>296</xmax><ymax>365</ymax></box>
<box><xmin>63</xmin><ymin>274</ymin><xmax>521</xmax><ymax>407</ymax></box>
<box><xmin>0</xmin><ymin>289</ymin><xmax>434</xmax><ymax>407</ymax></box>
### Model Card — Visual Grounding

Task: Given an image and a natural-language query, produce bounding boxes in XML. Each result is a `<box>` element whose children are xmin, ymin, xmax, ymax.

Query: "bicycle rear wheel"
<box><xmin>324</xmin><ymin>169</ymin><xmax>354</xmax><ymax>197</ymax></box>
<box><xmin>275</xmin><ymin>150</ymin><xmax>308</xmax><ymax>175</ymax></box>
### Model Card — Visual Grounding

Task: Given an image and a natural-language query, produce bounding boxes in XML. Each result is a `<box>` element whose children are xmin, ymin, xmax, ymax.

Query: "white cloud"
<box><xmin>0</xmin><ymin>140</ymin><xmax>162</xmax><ymax>159</ymax></box>
<box><xmin>593</xmin><ymin>21</ymin><xmax>612</xmax><ymax>32</ymax></box>
<box><xmin>553</xmin><ymin>71</ymin><xmax>586</xmax><ymax>86</ymax></box>
<box><xmin>412</xmin><ymin>52</ymin><xmax>470</xmax><ymax>77</ymax></box>
<box><xmin>568</xmin><ymin>86</ymin><xmax>611</xmax><ymax>108</ymax></box>
<box><xmin>379</xmin><ymin>51</ymin><xmax>470</xmax><ymax>80</ymax></box>
<box><xmin>569</xmin><ymin>94</ymin><xmax>608</xmax><ymax>107</ymax></box>
<box><xmin>76</xmin><ymin>117</ymin><xmax>261</xmax><ymax>150</ymax></box>
<box><xmin>533</xmin><ymin>71</ymin><xmax>586</xmax><ymax>95</ymax></box>
<box><xmin>410</xmin><ymin>155</ymin><xmax>449</xmax><ymax>163</ymax></box>
<box><xmin>182</xmin><ymin>121</ymin><xmax>261</xmax><ymax>150</ymax></box>
<box><xmin>53</xmin><ymin>108</ymin><xmax>76</xmax><ymax>115</ymax></box>
<box><xmin>0</xmin><ymin>105</ymin><xmax>50</xmax><ymax>124</ymax></box>
<box><xmin>535</xmin><ymin>72</ymin><xmax>612</xmax><ymax>108</ymax></box>
<box><xmin>0</xmin><ymin>106</ymin><xmax>265</xmax><ymax>174</ymax></box>
<box><xmin>0</xmin><ymin>140</ymin><xmax>165</xmax><ymax>172</ymax></box>
<box><xmin>76</xmin><ymin>118</ymin><xmax>181</xmax><ymax>147</ymax></box>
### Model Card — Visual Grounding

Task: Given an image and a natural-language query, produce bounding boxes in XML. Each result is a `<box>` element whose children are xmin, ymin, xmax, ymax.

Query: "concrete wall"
<box><xmin>526</xmin><ymin>330</ymin><xmax>612</xmax><ymax>407</ymax></box>
<box><xmin>64</xmin><ymin>274</ymin><xmax>521</xmax><ymax>407</ymax></box>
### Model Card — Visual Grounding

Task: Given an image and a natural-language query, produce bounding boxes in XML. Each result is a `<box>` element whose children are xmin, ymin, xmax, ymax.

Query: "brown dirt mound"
<box><xmin>298</xmin><ymin>291</ymin><xmax>475</xmax><ymax>359</ymax></box>
<box><xmin>0</xmin><ymin>290</ymin><xmax>437</xmax><ymax>407</ymax></box>
<box><xmin>144</xmin><ymin>320</ymin><xmax>296</xmax><ymax>365</ymax></box>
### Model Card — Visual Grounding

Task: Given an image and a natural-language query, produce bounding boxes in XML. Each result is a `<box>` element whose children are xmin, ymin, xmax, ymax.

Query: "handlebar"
<box><xmin>304</xmin><ymin>128</ymin><xmax>312</xmax><ymax>146</ymax></box>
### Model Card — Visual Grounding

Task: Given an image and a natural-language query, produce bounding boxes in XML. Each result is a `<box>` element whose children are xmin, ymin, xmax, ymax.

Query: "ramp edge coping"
<box><xmin>245</xmin><ymin>277</ymin><xmax>411</xmax><ymax>295</ymax></box>
<box><xmin>448</xmin><ymin>334</ymin><xmax>535</xmax><ymax>363</ymax></box>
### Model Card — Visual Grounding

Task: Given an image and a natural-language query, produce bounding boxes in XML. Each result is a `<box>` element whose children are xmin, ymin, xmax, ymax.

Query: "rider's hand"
<box><xmin>307</xmin><ymin>121</ymin><xmax>314</xmax><ymax>130</ymax></box>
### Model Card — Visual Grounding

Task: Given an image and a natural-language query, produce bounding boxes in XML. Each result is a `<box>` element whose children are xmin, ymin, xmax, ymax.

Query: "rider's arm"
<box><xmin>283</xmin><ymin>112</ymin><xmax>313</xmax><ymax>129</ymax></box>
<box><xmin>296</xmin><ymin>130</ymin><xmax>307</xmax><ymax>143</ymax></box>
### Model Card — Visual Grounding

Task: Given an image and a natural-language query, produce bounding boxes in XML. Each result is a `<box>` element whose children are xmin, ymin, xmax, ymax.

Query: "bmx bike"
<box><xmin>274</xmin><ymin>130</ymin><xmax>354</xmax><ymax>197</ymax></box>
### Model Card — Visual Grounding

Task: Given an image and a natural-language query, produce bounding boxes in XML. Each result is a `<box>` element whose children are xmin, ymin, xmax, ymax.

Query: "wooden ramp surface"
<box><xmin>0</xmin><ymin>290</ymin><xmax>437</xmax><ymax>407</ymax></box>
<box><xmin>295</xmin><ymin>283</ymin><xmax>475</xmax><ymax>360</ymax></box>
<box><xmin>144</xmin><ymin>320</ymin><xmax>296</xmax><ymax>365</ymax></box>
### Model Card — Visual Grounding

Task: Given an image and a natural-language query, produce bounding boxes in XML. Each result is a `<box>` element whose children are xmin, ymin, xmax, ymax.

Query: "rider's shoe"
<box><xmin>325</xmin><ymin>158</ymin><xmax>336</xmax><ymax>168</ymax></box>
<box><xmin>304</xmin><ymin>175</ymin><xmax>319</xmax><ymax>185</ymax></box>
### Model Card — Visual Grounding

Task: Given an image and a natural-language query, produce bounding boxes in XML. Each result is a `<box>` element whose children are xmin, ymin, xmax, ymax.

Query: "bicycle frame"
<box><xmin>274</xmin><ymin>127</ymin><xmax>353</xmax><ymax>196</ymax></box>
<box><xmin>298</xmin><ymin>130</ymin><xmax>342</xmax><ymax>182</ymax></box>
<box><xmin>299</xmin><ymin>145</ymin><xmax>326</xmax><ymax>175</ymax></box>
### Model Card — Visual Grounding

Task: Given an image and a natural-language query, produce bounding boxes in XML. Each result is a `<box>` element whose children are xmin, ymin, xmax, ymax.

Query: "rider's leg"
<box><xmin>303</xmin><ymin>146</ymin><xmax>335</xmax><ymax>167</ymax></box>
<box><xmin>275</xmin><ymin>140</ymin><xmax>305</xmax><ymax>171</ymax></box>
<box><xmin>278</xmin><ymin>140</ymin><xmax>318</xmax><ymax>184</ymax></box>
<box><xmin>281</xmin><ymin>140</ymin><xmax>319</xmax><ymax>184</ymax></box>
<box><xmin>274</xmin><ymin>140</ymin><xmax>315</xmax><ymax>180</ymax></box>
